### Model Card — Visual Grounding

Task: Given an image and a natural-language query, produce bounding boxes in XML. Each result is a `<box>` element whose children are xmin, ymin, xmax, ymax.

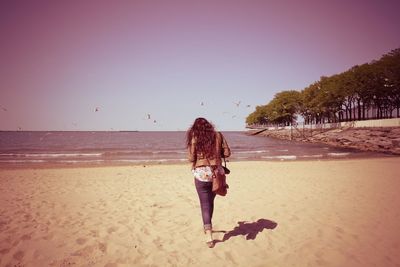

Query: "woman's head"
<box><xmin>186</xmin><ymin>118</ymin><xmax>217</xmax><ymax>158</ymax></box>
<box><xmin>189</xmin><ymin>117</ymin><xmax>215</xmax><ymax>134</ymax></box>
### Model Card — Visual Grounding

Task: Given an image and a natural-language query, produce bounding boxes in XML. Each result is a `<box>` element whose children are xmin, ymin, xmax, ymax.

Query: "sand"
<box><xmin>1</xmin><ymin>157</ymin><xmax>400</xmax><ymax>267</ymax></box>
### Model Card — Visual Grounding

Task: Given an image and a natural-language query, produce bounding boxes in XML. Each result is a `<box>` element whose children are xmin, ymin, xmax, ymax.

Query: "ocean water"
<box><xmin>0</xmin><ymin>131</ymin><xmax>385</xmax><ymax>166</ymax></box>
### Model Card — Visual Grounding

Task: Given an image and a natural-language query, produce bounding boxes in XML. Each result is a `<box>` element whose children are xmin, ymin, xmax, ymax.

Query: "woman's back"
<box><xmin>188</xmin><ymin>131</ymin><xmax>230</xmax><ymax>168</ymax></box>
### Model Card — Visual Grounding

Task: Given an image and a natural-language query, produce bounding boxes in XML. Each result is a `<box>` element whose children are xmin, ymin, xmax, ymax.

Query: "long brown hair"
<box><xmin>186</xmin><ymin>117</ymin><xmax>217</xmax><ymax>159</ymax></box>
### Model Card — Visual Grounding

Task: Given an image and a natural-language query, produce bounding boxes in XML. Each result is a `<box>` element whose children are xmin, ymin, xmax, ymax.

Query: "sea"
<box><xmin>0</xmin><ymin>131</ymin><xmax>387</xmax><ymax>167</ymax></box>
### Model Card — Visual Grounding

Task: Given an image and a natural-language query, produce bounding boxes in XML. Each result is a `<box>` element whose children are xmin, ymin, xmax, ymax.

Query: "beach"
<box><xmin>1</xmin><ymin>158</ymin><xmax>400</xmax><ymax>267</ymax></box>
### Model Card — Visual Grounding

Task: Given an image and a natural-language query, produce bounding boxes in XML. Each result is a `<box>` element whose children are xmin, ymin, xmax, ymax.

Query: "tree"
<box><xmin>273</xmin><ymin>90</ymin><xmax>302</xmax><ymax>126</ymax></box>
<box><xmin>246</xmin><ymin>90</ymin><xmax>302</xmax><ymax>127</ymax></box>
<box><xmin>246</xmin><ymin>105</ymin><xmax>269</xmax><ymax>125</ymax></box>
<box><xmin>378</xmin><ymin>48</ymin><xmax>400</xmax><ymax>117</ymax></box>
<box><xmin>300</xmin><ymin>81</ymin><xmax>323</xmax><ymax>124</ymax></box>
<box><xmin>246</xmin><ymin>47</ymin><xmax>400</xmax><ymax>127</ymax></box>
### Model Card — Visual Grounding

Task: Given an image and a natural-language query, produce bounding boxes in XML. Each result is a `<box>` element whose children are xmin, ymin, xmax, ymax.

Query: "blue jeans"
<box><xmin>194</xmin><ymin>178</ymin><xmax>216</xmax><ymax>231</ymax></box>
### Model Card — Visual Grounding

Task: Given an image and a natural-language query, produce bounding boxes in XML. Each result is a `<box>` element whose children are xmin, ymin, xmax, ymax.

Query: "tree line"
<box><xmin>246</xmin><ymin>48</ymin><xmax>400</xmax><ymax>127</ymax></box>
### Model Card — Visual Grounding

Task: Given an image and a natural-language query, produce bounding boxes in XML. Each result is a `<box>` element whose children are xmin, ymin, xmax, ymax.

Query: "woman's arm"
<box><xmin>188</xmin><ymin>138</ymin><xmax>197</xmax><ymax>163</ymax></box>
<box><xmin>220</xmin><ymin>133</ymin><xmax>231</xmax><ymax>158</ymax></box>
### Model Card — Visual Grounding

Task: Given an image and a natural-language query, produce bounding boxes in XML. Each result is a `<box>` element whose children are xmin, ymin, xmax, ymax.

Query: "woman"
<box><xmin>186</xmin><ymin>117</ymin><xmax>231</xmax><ymax>248</ymax></box>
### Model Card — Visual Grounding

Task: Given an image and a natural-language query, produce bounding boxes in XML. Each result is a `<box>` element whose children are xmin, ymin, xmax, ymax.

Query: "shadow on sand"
<box><xmin>215</xmin><ymin>218</ymin><xmax>278</xmax><ymax>244</ymax></box>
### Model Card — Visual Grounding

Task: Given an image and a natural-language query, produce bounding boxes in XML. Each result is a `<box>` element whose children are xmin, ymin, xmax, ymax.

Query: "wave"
<box><xmin>107</xmin><ymin>159</ymin><xmax>187</xmax><ymax>163</ymax></box>
<box><xmin>299</xmin><ymin>154</ymin><xmax>323</xmax><ymax>158</ymax></box>
<box><xmin>0</xmin><ymin>153</ymin><xmax>103</xmax><ymax>158</ymax></box>
<box><xmin>153</xmin><ymin>150</ymin><xmax>186</xmax><ymax>155</ymax></box>
<box><xmin>0</xmin><ymin>160</ymin><xmax>47</xmax><ymax>163</ymax></box>
<box><xmin>327</xmin><ymin>152</ymin><xmax>351</xmax><ymax>157</ymax></box>
<box><xmin>235</xmin><ymin>150</ymin><xmax>269</xmax><ymax>154</ymax></box>
<box><xmin>0</xmin><ymin>158</ymin><xmax>188</xmax><ymax>164</ymax></box>
<box><xmin>261</xmin><ymin>155</ymin><xmax>297</xmax><ymax>160</ymax></box>
<box><xmin>103</xmin><ymin>150</ymin><xmax>185</xmax><ymax>156</ymax></box>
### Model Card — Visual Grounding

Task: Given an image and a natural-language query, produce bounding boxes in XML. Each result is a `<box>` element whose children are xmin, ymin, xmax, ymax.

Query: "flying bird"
<box><xmin>234</xmin><ymin>101</ymin><xmax>241</xmax><ymax>107</ymax></box>
<box><xmin>200</xmin><ymin>101</ymin><xmax>205</xmax><ymax>106</ymax></box>
<box><xmin>142</xmin><ymin>114</ymin><xmax>151</xmax><ymax>120</ymax></box>
<box><xmin>95</xmin><ymin>107</ymin><xmax>100</xmax><ymax>112</ymax></box>
<box><xmin>143</xmin><ymin>113</ymin><xmax>157</xmax><ymax>124</ymax></box>
<box><xmin>0</xmin><ymin>105</ymin><xmax>7</xmax><ymax>111</ymax></box>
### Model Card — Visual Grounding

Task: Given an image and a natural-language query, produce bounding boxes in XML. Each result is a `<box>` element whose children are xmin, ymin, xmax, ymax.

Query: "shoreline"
<box><xmin>0</xmin><ymin>153</ymin><xmax>398</xmax><ymax>170</ymax></box>
<box><xmin>2</xmin><ymin>130</ymin><xmax>395</xmax><ymax>169</ymax></box>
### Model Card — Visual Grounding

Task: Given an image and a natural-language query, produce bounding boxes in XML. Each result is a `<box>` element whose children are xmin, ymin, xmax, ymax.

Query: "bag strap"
<box><xmin>218</xmin><ymin>132</ymin><xmax>228</xmax><ymax>168</ymax></box>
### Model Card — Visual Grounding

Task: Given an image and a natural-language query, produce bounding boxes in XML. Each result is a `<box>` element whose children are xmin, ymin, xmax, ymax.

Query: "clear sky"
<box><xmin>1</xmin><ymin>0</ymin><xmax>399</xmax><ymax>131</ymax></box>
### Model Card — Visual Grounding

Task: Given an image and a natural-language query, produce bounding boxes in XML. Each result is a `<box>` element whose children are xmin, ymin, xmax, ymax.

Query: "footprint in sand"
<box><xmin>278</xmin><ymin>247</ymin><xmax>286</xmax><ymax>253</ymax></box>
<box><xmin>33</xmin><ymin>249</ymin><xmax>45</xmax><ymax>260</ymax></box>
<box><xmin>21</xmin><ymin>234</ymin><xmax>31</xmax><ymax>240</ymax></box>
<box><xmin>90</xmin><ymin>230</ymin><xmax>99</xmax><ymax>237</ymax></box>
<box><xmin>23</xmin><ymin>214</ymin><xmax>33</xmax><ymax>222</ymax></box>
<box><xmin>13</xmin><ymin>250</ymin><xmax>24</xmax><ymax>261</ymax></box>
<box><xmin>76</xmin><ymin>238</ymin><xmax>87</xmax><ymax>245</ymax></box>
<box><xmin>335</xmin><ymin>226</ymin><xmax>344</xmax><ymax>234</ymax></box>
<box><xmin>98</xmin><ymin>242</ymin><xmax>107</xmax><ymax>253</ymax></box>
<box><xmin>335</xmin><ymin>226</ymin><xmax>345</xmax><ymax>239</ymax></box>
<box><xmin>42</xmin><ymin>233</ymin><xmax>54</xmax><ymax>241</ymax></box>
<box><xmin>107</xmin><ymin>226</ymin><xmax>118</xmax><ymax>234</ymax></box>
<box><xmin>0</xmin><ymin>248</ymin><xmax>10</xmax><ymax>255</ymax></box>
